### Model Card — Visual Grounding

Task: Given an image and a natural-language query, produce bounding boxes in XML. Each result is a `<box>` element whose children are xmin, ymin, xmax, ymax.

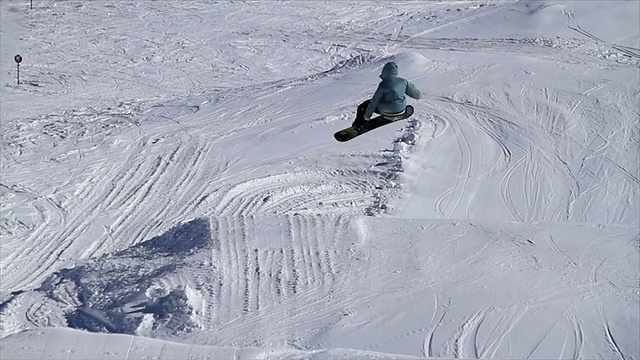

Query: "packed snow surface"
<box><xmin>1</xmin><ymin>0</ymin><xmax>638</xmax><ymax>359</ymax></box>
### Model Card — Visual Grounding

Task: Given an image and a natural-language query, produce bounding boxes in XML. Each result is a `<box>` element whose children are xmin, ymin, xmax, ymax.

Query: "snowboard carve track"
<box><xmin>567</xmin><ymin>306</ymin><xmax>585</xmax><ymax>360</ymax></box>
<box><xmin>599</xmin><ymin>302</ymin><xmax>625</xmax><ymax>360</ymax></box>
<box><xmin>452</xmin><ymin>307</ymin><xmax>489</xmax><ymax>359</ymax></box>
<box><xmin>433</xmin><ymin>113</ymin><xmax>474</xmax><ymax>219</ymax></box>
<box><xmin>422</xmin><ymin>295</ymin><xmax>449</xmax><ymax>358</ymax></box>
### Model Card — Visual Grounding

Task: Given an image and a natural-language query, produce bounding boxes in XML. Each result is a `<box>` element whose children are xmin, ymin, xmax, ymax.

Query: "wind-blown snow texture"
<box><xmin>1</xmin><ymin>1</ymin><xmax>638</xmax><ymax>359</ymax></box>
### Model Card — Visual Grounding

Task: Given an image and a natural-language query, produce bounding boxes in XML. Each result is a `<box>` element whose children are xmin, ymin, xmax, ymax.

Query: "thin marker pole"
<box><xmin>14</xmin><ymin>55</ymin><xmax>23</xmax><ymax>85</ymax></box>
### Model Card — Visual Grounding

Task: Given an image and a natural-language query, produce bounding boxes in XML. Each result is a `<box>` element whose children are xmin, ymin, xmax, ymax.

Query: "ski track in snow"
<box><xmin>1</xmin><ymin>0</ymin><xmax>639</xmax><ymax>359</ymax></box>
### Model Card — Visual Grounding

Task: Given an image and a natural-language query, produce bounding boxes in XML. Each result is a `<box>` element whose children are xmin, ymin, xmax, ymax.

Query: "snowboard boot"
<box><xmin>352</xmin><ymin>119</ymin><xmax>367</xmax><ymax>133</ymax></box>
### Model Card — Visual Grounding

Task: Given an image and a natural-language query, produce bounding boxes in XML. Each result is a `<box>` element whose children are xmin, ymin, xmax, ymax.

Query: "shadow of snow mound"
<box><xmin>136</xmin><ymin>218</ymin><xmax>210</xmax><ymax>256</ymax></box>
<box><xmin>34</xmin><ymin>219</ymin><xmax>211</xmax><ymax>337</ymax></box>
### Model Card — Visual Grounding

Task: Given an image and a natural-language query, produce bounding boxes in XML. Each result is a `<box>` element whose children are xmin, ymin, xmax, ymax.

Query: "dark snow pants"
<box><xmin>352</xmin><ymin>100</ymin><xmax>377</xmax><ymax>128</ymax></box>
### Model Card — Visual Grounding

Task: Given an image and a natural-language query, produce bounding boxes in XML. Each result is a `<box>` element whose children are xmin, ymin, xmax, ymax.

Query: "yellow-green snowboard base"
<box><xmin>334</xmin><ymin>105</ymin><xmax>414</xmax><ymax>142</ymax></box>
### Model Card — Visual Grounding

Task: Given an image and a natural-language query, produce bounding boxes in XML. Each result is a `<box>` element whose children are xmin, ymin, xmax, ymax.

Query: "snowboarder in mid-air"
<box><xmin>351</xmin><ymin>61</ymin><xmax>421</xmax><ymax>132</ymax></box>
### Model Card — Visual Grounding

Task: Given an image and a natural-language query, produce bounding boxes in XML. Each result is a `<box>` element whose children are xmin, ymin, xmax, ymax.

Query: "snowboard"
<box><xmin>334</xmin><ymin>105</ymin><xmax>414</xmax><ymax>142</ymax></box>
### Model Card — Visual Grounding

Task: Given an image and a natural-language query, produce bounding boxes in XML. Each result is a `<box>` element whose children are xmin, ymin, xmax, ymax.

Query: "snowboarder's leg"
<box><xmin>352</xmin><ymin>100</ymin><xmax>371</xmax><ymax>130</ymax></box>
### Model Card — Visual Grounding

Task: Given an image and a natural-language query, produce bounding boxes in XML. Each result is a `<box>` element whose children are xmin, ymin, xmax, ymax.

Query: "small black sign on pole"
<box><xmin>14</xmin><ymin>54</ymin><xmax>22</xmax><ymax>85</ymax></box>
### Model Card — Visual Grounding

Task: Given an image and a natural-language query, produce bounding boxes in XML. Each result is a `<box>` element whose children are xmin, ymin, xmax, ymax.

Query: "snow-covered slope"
<box><xmin>2</xmin><ymin>216</ymin><xmax>637</xmax><ymax>359</ymax></box>
<box><xmin>1</xmin><ymin>0</ymin><xmax>638</xmax><ymax>359</ymax></box>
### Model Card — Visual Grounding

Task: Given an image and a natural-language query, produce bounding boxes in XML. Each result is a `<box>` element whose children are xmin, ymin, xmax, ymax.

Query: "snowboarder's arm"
<box><xmin>365</xmin><ymin>86</ymin><xmax>384</xmax><ymax>119</ymax></box>
<box><xmin>405</xmin><ymin>81</ymin><xmax>421</xmax><ymax>100</ymax></box>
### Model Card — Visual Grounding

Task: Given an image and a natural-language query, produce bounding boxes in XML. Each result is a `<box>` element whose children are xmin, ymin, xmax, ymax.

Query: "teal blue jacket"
<box><xmin>365</xmin><ymin>62</ymin><xmax>421</xmax><ymax>119</ymax></box>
